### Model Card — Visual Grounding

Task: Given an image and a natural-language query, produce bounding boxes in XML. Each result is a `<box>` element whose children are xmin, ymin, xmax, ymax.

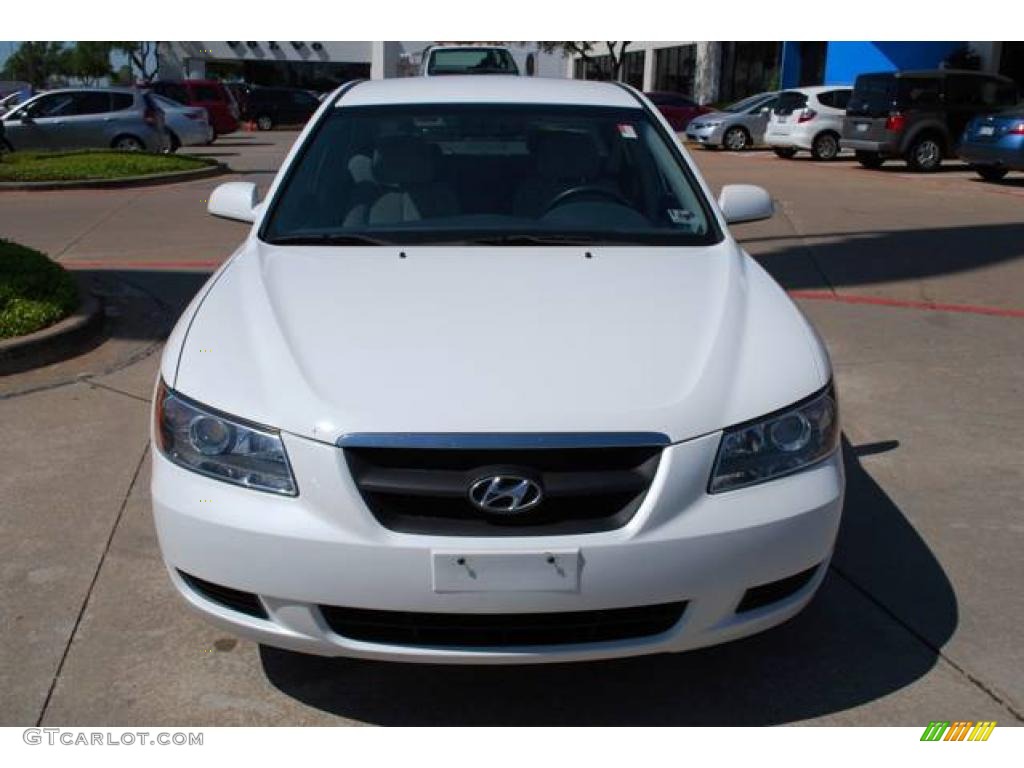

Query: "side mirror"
<box><xmin>718</xmin><ymin>184</ymin><xmax>774</xmax><ymax>224</ymax></box>
<box><xmin>20</xmin><ymin>114</ymin><xmax>34</xmax><ymax>124</ymax></box>
<box><xmin>208</xmin><ymin>181</ymin><xmax>259</xmax><ymax>223</ymax></box>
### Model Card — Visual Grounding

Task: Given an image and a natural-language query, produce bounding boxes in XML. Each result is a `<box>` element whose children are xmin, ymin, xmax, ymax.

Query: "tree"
<box><xmin>65</xmin><ymin>42</ymin><xmax>115</xmax><ymax>85</ymax></box>
<box><xmin>536</xmin><ymin>41</ymin><xmax>632</xmax><ymax>81</ymax></box>
<box><xmin>0</xmin><ymin>42</ymin><xmax>68</xmax><ymax>88</ymax></box>
<box><xmin>112</xmin><ymin>42</ymin><xmax>160</xmax><ymax>82</ymax></box>
<box><xmin>111</xmin><ymin>64</ymin><xmax>134</xmax><ymax>86</ymax></box>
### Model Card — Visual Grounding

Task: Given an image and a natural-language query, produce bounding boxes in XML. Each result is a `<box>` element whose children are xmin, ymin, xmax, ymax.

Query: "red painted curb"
<box><xmin>63</xmin><ymin>259</ymin><xmax>222</xmax><ymax>271</ymax></box>
<box><xmin>790</xmin><ymin>290</ymin><xmax>1024</xmax><ymax>319</ymax></box>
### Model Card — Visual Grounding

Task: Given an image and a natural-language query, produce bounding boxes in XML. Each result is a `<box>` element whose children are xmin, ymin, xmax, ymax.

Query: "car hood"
<box><xmin>693</xmin><ymin>111</ymin><xmax>735</xmax><ymax>124</ymax></box>
<box><xmin>169</xmin><ymin>241</ymin><xmax>828</xmax><ymax>444</ymax></box>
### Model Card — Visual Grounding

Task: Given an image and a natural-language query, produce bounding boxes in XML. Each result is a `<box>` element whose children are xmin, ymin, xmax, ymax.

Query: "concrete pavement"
<box><xmin>1</xmin><ymin>132</ymin><xmax>1021</xmax><ymax>725</ymax></box>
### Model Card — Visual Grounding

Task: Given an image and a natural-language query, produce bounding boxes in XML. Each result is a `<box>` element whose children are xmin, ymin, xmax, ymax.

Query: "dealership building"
<box><xmin>571</xmin><ymin>41</ymin><xmax>1024</xmax><ymax>103</ymax></box>
<box><xmin>157</xmin><ymin>41</ymin><xmax>1022</xmax><ymax>103</ymax></box>
<box><xmin>156</xmin><ymin>42</ymin><xmax>568</xmax><ymax>90</ymax></box>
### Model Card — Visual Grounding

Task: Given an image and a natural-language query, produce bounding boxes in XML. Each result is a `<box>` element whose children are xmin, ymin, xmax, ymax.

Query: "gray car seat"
<box><xmin>344</xmin><ymin>135</ymin><xmax>458</xmax><ymax>226</ymax></box>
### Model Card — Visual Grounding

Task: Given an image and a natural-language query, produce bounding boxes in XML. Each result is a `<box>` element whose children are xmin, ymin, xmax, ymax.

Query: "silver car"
<box><xmin>151</xmin><ymin>94</ymin><xmax>213</xmax><ymax>151</ymax></box>
<box><xmin>1</xmin><ymin>87</ymin><xmax>168</xmax><ymax>153</ymax></box>
<box><xmin>686</xmin><ymin>92</ymin><xmax>778</xmax><ymax>151</ymax></box>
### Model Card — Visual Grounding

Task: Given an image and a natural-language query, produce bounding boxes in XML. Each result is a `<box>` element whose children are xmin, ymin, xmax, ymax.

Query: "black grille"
<box><xmin>178</xmin><ymin>571</ymin><xmax>268</xmax><ymax>619</ymax></box>
<box><xmin>319</xmin><ymin>602</ymin><xmax>687</xmax><ymax>647</ymax></box>
<box><xmin>343</xmin><ymin>443</ymin><xmax>664</xmax><ymax>536</ymax></box>
<box><xmin>736</xmin><ymin>564</ymin><xmax>820</xmax><ymax>613</ymax></box>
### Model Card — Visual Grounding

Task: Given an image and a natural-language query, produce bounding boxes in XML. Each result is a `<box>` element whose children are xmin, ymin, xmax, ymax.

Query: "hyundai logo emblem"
<box><xmin>468</xmin><ymin>475</ymin><xmax>543</xmax><ymax>514</ymax></box>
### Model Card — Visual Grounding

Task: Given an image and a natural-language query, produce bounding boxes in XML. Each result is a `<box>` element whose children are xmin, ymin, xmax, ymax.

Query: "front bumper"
<box><xmin>686</xmin><ymin>124</ymin><xmax>724</xmax><ymax>145</ymax></box>
<box><xmin>152</xmin><ymin>431</ymin><xmax>844</xmax><ymax>664</ymax></box>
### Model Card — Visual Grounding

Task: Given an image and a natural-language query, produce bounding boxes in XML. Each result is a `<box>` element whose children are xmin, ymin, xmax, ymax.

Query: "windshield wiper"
<box><xmin>467</xmin><ymin>234</ymin><xmax>605</xmax><ymax>246</ymax></box>
<box><xmin>265</xmin><ymin>233</ymin><xmax>391</xmax><ymax>246</ymax></box>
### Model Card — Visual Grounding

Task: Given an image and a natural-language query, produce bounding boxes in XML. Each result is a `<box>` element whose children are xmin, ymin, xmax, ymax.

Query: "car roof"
<box><xmin>31</xmin><ymin>87</ymin><xmax>138</xmax><ymax>95</ymax></box>
<box><xmin>428</xmin><ymin>45</ymin><xmax>511</xmax><ymax>52</ymax></box>
<box><xmin>779</xmin><ymin>85</ymin><xmax>851</xmax><ymax>95</ymax></box>
<box><xmin>338</xmin><ymin>76</ymin><xmax>641</xmax><ymax>109</ymax></box>
<box><xmin>857</xmin><ymin>69</ymin><xmax>1012</xmax><ymax>80</ymax></box>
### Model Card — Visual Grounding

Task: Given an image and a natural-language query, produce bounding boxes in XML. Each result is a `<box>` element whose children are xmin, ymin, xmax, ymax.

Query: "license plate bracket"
<box><xmin>432</xmin><ymin>550</ymin><xmax>581</xmax><ymax>593</ymax></box>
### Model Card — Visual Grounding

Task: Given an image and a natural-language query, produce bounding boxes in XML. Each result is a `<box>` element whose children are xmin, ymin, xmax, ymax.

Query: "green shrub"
<box><xmin>0</xmin><ymin>150</ymin><xmax>212</xmax><ymax>182</ymax></box>
<box><xmin>0</xmin><ymin>239</ymin><xmax>79</xmax><ymax>339</ymax></box>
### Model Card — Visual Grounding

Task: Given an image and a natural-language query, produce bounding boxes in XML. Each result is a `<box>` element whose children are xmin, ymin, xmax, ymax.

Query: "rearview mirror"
<box><xmin>208</xmin><ymin>181</ymin><xmax>259</xmax><ymax>223</ymax></box>
<box><xmin>718</xmin><ymin>184</ymin><xmax>774</xmax><ymax>224</ymax></box>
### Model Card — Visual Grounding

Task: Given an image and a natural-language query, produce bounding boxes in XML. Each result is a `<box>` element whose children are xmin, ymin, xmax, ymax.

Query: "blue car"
<box><xmin>959</xmin><ymin>109</ymin><xmax>1024</xmax><ymax>181</ymax></box>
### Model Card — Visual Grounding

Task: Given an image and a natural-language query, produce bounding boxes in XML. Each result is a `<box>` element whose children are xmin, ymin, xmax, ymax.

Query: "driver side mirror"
<box><xmin>19</xmin><ymin>113</ymin><xmax>34</xmax><ymax>124</ymax></box>
<box><xmin>718</xmin><ymin>184</ymin><xmax>774</xmax><ymax>224</ymax></box>
<box><xmin>208</xmin><ymin>181</ymin><xmax>259</xmax><ymax>223</ymax></box>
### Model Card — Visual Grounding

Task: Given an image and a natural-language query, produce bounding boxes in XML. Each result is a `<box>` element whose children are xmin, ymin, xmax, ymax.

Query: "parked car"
<box><xmin>147</xmin><ymin>80</ymin><xmax>240</xmax><ymax>140</ymax></box>
<box><xmin>151</xmin><ymin>94</ymin><xmax>213</xmax><ymax>150</ymax></box>
<box><xmin>1</xmin><ymin>88</ymin><xmax>168</xmax><ymax>152</ymax></box>
<box><xmin>646</xmin><ymin>91</ymin><xmax>712</xmax><ymax>131</ymax></box>
<box><xmin>766</xmin><ymin>86</ymin><xmax>852</xmax><ymax>160</ymax></box>
<box><xmin>686</xmin><ymin>91</ymin><xmax>778</xmax><ymax>150</ymax></box>
<box><xmin>0</xmin><ymin>91</ymin><xmax>28</xmax><ymax>114</ymax></box>
<box><xmin>153</xmin><ymin>77</ymin><xmax>843</xmax><ymax>664</ymax></box>
<box><xmin>224</xmin><ymin>82</ymin><xmax>251</xmax><ymax>119</ymax></box>
<box><xmin>842</xmin><ymin>69</ymin><xmax>1018</xmax><ymax>172</ymax></box>
<box><xmin>958</xmin><ymin>108</ymin><xmax>1024</xmax><ymax>181</ymax></box>
<box><xmin>243</xmin><ymin>87</ymin><xmax>321</xmax><ymax>131</ymax></box>
<box><xmin>422</xmin><ymin>45</ymin><xmax>519</xmax><ymax>76</ymax></box>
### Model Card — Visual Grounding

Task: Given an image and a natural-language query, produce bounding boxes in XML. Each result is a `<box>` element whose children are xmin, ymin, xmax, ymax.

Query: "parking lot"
<box><xmin>1</xmin><ymin>131</ymin><xmax>1022</xmax><ymax>726</ymax></box>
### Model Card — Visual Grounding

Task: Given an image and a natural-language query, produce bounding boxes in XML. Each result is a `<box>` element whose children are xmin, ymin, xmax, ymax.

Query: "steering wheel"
<box><xmin>542</xmin><ymin>185</ymin><xmax>631</xmax><ymax>215</ymax></box>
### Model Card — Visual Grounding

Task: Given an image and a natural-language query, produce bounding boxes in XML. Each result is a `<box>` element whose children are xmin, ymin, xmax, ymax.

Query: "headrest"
<box><xmin>348</xmin><ymin>153</ymin><xmax>374</xmax><ymax>184</ymax></box>
<box><xmin>372</xmin><ymin>135</ymin><xmax>437</xmax><ymax>186</ymax></box>
<box><xmin>533</xmin><ymin>131</ymin><xmax>602</xmax><ymax>181</ymax></box>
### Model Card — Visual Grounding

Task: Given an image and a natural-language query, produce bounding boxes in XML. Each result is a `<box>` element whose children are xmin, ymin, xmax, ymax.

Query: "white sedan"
<box><xmin>152</xmin><ymin>76</ymin><xmax>844</xmax><ymax>664</ymax></box>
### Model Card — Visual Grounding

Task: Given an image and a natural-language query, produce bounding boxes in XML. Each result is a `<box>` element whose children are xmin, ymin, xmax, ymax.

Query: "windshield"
<box><xmin>723</xmin><ymin>94</ymin><xmax>768</xmax><ymax>113</ymax></box>
<box><xmin>261</xmin><ymin>103</ymin><xmax>717</xmax><ymax>246</ymax></box>
<box><xmin>848</xmin><ymin>74</ymin><xmax>896</xmax><ymax>117</ymax></box>
<box><xmin>427</xmin><ymin>48</ymin><xmax>518</xmax><ymax>76</ymax></box>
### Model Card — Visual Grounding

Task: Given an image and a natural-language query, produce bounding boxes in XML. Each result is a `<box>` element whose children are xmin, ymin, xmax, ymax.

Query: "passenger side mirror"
<box><xmin>208</xmin><ymin>181</ymin><xmax>259</xmax><ymax>223</ymax></box>
<box><xmin>718</xmin><ymin>184</ymin><xmax>774</xmax><ymax>224</ymax></box>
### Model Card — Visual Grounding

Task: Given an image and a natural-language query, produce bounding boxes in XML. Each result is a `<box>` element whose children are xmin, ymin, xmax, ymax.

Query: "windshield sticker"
<box><xmin>667</xmin><ymin>209</ymin><xmax>695</xmax><ymax>225</ymax></box>
<box><xmin>617</xmin><ymin>123</ymin><xmax>638</xmax><ymax>139</ymax></box>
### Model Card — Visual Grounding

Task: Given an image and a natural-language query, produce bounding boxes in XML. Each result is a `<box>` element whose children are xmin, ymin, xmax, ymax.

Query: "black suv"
<box><xmin>244</xmin><ymin>87</ymin><xmax>321</xmax><ymax>131</ymax></box>
<box><xmin>842</xmin><ymin>69</ymin><xmax>1018</xmax><ymax>171</ymax></box>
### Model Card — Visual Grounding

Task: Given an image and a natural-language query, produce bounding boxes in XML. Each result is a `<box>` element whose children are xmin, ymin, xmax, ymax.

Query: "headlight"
<box><xmin>709</xmin><ymin>385</ymin><xmax>838</xmax><ymax>493</ymax></box>
<box><xmin>703</xmin><ymin>120</ymin><xmax>722</xmax><ymax>128</ymax></box>
<box><xmin>154</xmin><ymin>380</ymin><xmax>298</xmax><ymax>496</ymax></box>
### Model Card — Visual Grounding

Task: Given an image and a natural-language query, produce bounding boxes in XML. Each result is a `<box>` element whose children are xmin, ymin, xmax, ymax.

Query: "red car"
<box><xmin>147</xmin><ymin>80</ymin><xmax>240</xmax><ymax>139</ymax></box>
<box><xmin>645</xmin><ymin>91</ymin><xmax>712</xmax><ymax>131</ymax></box>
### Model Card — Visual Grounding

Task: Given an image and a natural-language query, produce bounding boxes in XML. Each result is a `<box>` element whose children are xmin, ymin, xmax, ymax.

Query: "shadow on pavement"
<box><xmin>259</xmin><ymin>437</ymin><xmax>957</xmax><ymax>725</ymax></box>
<box><xmin>742</xmin><ymin>221</ymin><xmax>1024</xmax><ymax>293</ymax></box>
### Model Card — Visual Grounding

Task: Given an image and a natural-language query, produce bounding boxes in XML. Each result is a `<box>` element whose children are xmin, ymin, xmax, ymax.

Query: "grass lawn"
<box><xmin>0</xmin><ymin>150</ymin><xmax>213</xmax><ymax>182</ymax></box>
<box><xmin>0</xmin><ymin>240</ymin><xmax>79</xmax><ymax>339</ymax></box>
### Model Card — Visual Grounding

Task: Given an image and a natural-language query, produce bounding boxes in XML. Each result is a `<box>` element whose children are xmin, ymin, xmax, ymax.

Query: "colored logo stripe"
<box><xmin>920</xmin><ymin>721</ymin><xmax>996</xmax><ymax>741</ymax></box>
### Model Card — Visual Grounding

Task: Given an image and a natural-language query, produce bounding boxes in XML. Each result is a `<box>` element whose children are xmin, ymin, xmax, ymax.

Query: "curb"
<box><xmin>0</xmin><ymin>282</ymin><xmax>105</xmax><ymax>375</ymax></box>
<box><xmin>0</xmin><ymin>161</ymin><xmax>226</xmax><ymax>191</ymax></box>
